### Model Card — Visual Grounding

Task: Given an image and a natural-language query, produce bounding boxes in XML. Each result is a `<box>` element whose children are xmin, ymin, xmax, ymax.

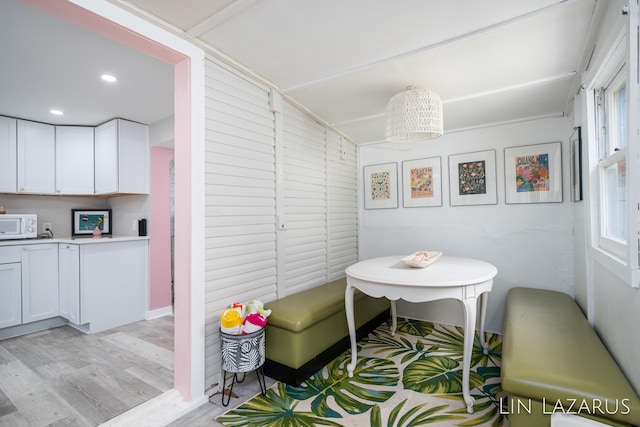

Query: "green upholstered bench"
<box><xmin>263</xmin><ymin>277</ymin><xmax>390</xmax><ymax>386</ymax></box>
<box><xmin>502</xmin><ymin>287</ymin><xmax>640</xmax><ymax>427</ymax></box>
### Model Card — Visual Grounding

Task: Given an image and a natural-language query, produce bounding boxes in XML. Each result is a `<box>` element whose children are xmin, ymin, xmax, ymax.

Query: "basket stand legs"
<box><xmin>221</xmin><ymin>367</ymin><xmax>267</xmax><ymax>407</ymax></box>
<box><xmin>256</xmin><ymin>366</ymin><xmax>267</xmax><ymax>395</ymax></box>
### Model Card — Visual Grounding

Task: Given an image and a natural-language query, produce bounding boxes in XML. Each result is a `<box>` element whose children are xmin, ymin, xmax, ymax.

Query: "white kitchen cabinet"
<box><xmin>17</xmin><ymin>119</ymin><xmax>56</xmax><ymax>194</ymax></box>
<box><xmin>55</xmin><ymin>126</ymin><xmax>94</xmax><ymax>195</ymax></box>
<box><xmin>0</xmin><ymin>116</ymin><xmax>17</xmax><ymax>193</ymax></box>
<box><xmin>94</xmin><ymin>118</ymin><xmax>149</xmax><ymax>195</ymax></box>
<box><xmin>57</xmin><ymin>239</ymin><xmax>148</xmax><ymax>333</ymax></box>
<box><xmin>0</xmin><ymin>246</ymin><xmax>22</xmax><ymax>329</ymax></box>
<box><xmin>21</xmin><ymin>244</ymin><xmax>59</xmax><ymax>323</ymax></box>
<box><xmin>79</xmin><ymin>240</ymin><xmax>148</xmax><ymax>332</ymax></box>
<box><xmin>58</xmin><ymin>244</ymin><xmax>80</xmax><ymax>325</ymax></box>
<box><xmin>0</xmin><ymin>263</ymin><xmax>21</xmax><ymax>329</ymax></box>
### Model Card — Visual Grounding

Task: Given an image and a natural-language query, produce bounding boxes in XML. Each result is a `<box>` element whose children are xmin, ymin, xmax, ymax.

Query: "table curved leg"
<box><xmin>461</xmin><ymin>297</ymin><xmax>477</xmax><ymax>414</ymax></box>
<box><xmin>390</xmin><ymin>300</ymin><xmax>397</xmax><ymax>336</ymax></box>
<box><xmin>345</xmin><ymin>282</ymin><xmax>357</xmax><ymax>378</ymax></box>
<box><xmin>479</xmin><ymin>291</ymin><xmax>489</xmax><ymax>355</ymax></box>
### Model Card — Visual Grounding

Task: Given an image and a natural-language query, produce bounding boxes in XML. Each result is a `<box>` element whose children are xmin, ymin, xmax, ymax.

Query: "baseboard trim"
<box><xmin>98</xmin><ymin>389</ymin><xmax>208</xmax><ymax>426</ymax></box>
<box><xmin>0</xmin><ymin>317</ymin><xmax>67</xmax><ymax>340</ymax></box>
<box><xmin>146</xmin><ymin>306</ymin><xmax>173</xmax><ymax>320</ymax></box>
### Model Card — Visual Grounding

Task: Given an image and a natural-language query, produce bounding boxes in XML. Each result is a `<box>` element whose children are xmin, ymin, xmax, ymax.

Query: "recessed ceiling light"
<box><xmin>50</xmin><ymin>109</ymin><xmax>64</xmax><ymax>116</ymax></box>
<box><xmin>101</xmin><ymin>74</ymin><xmax>117</xmax><ymax>83</ymax></box>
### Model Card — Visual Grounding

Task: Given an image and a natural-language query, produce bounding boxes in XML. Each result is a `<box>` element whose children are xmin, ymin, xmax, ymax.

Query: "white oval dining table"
<box><xmin>345</xmin><ymin>255</ymin><xmax>498</xmax><ymax>414</ymax></box>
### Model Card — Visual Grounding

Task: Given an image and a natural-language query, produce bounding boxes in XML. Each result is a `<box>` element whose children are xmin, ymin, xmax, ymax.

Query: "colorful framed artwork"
<box><xmin>570</xmin><ymin>127</ymin><xmax>583</xmax><ymax>202</ymax></box>
<box><xmin>72</xmin><ymin>209</ymin><xmax>112</xmax><ymax>236</ymax></box>
<box><xmin>363</xmin><ymin>162</ymin><xmax>398</xmax><ymax>209</ymax></box>
<box><xmin>448</xmin><ymin>150</ymin><xmax>497</xmax><ymax>206</ymax></box>
<box><xmin>401</xmin><ymin>157</ymin><xmax>442</xmax><ymax>207</ymax></box>
<box><xmin>504</xmin><ymin>141</ymin><xmax>562</xmax><ymax>204</ymax></box>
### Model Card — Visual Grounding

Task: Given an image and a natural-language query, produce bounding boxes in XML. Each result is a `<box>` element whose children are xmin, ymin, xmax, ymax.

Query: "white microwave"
<box><xmin>0</xmin><ymin>214</ymin><xmax>37</xmax><ymax>240</ymax></box>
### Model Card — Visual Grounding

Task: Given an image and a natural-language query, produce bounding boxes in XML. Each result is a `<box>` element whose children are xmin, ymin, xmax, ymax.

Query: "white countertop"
<box><xmin>0</xmin><ymin>236</ymin><xmax>150</xmax><ymax>246</ymax></box>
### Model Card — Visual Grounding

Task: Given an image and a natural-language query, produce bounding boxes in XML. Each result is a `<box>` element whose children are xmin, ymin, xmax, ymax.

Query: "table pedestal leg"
<box><xmin>461</xmin><ymin>297</ymin><xmax>477</xmax><ymax>414</ymax></box>
<box><xmin>345</xmin><ymin>282</ymin><xmax>357</xmax><ymax>378</ymax></box>
<box><xmin>390</xmin><ymin>300</ymin><xmax>397</xmax><ymax>336</ymax></box>
<box><xmin>479</xmin><ymin>292</ymin><xmax>489</xmax><ymax>355</ymax></box>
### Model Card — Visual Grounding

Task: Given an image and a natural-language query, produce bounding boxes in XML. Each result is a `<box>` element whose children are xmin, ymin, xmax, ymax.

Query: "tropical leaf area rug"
<box><xmin>217</xmin><ymin>318</ymin><xmax>507</xmax><ymax>426</ymax></box>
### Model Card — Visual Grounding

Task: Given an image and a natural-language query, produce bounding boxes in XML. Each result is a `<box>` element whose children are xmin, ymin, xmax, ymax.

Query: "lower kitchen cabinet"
<box><xmin>1</xmin><ymin>238</ymin><xmax>148</xmax><ymax>336</ymax></box>
<box><xmin>58</xmin><ymin>240</ymin><xmax>148</xmax><ymax>333</ymax></box>
<box><xmin>58</xmin><ymin>244</ymin><xmax>80</xmax><ymax>325</ymax></box>
<box><xmin>21</xmin><ymin>244</ymin><xmax>59</xmax><ymax>323</ymax></box>
<box><xmin>0</xmin><ymin>262</ymin><xmax>21</xmax><ymax>329</ymax></box>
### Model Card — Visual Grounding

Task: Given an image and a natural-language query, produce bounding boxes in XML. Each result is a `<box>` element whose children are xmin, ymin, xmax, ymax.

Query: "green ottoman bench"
<box><xmin>263</xmin><ymin>277</ymin><xmax>390</xmax><ymax>386</ymax></box>
<box><xmin>502</xmin><ymin>287</ymin><xmax>640</xmax><ymax>426</ymax></box>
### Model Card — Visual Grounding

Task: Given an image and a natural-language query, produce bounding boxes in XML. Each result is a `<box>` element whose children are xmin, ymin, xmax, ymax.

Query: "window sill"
<box><xmin>590</xmin><ymin>246</ymin><xmax>639</xmax><ymax>288</ymax></box>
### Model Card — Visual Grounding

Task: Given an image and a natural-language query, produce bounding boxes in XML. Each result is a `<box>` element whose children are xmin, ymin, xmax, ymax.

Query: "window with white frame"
<box><xmin>594</xmin><ymin>66</ymin><xmax>627</xmax><ymax>259</ymax></box>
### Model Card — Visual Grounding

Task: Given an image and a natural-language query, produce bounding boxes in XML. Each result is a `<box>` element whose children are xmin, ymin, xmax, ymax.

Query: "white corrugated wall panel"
<box><xmin>203</xmin><ymin>57</ymin><xmax>276</xmax><ymax>389</ymax></box>
<box><xmin>282</xmin><ymin>104</ymin><xmax>328</xmax><ymax>293</ymax></box>
<box><xmin>202</xmin><ymin>56</ymin><xmax>359</xmax><ymax>389</ymax></box>
<box><xmin>327</xmin><ymin>130</ymin><xmax>358</xmax><ymax>280</ymax></box>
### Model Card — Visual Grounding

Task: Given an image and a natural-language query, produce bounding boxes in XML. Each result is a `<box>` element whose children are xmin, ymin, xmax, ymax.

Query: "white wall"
<box><xmin>359</xmin><ymin>117</ymin><xmax>574</xmax><ymax>333</ymax></box>
<box><xmin>573</xmin><ymin>0</ymin><xmax>640</xmax><ymax>393</ymax></box>
<box><xmin>107</xmin><ymin>195</ymin><xmax>150</xmax><ymax>236</ymax></box>
<box><xmin>202</xmin><ymin>56</ymin><xmax>359</xmax><ymax>389</ymax></box>
<box><xmin>0</xmin><ymin>193</ymin><xmax>149</xmax><ymax>238</ymax></box>
<box><xmin>0</xmin><ymin>194</ymin><xmax>107</xmax><ymax>237</ymax></box>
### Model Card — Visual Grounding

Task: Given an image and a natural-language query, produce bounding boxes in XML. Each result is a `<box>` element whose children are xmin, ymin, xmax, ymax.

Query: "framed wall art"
<box><xmin>363</xmin><ymin>162</ymin><xmax>398</xmax><ymax>209</ymax></box>
<box><xmin>72</xmin><ymin>209</ymin><xmax>112</xmax><ymax>236</ymax></box>
<box><xmin>448</xmin><ymin>150</ymin><xmax>497</xmax><ymax>206</ymax></box>
<box><xmin>570</xmin><ymin>127</ymin><xmax>583</xmax><ymax>202</ymax></box>
<box><xmin>402</xmin><ymin>157</ymin><xmax>442</xmax><ymax>208</ymax></box>
<box><xmin>504</xmin><ymin>141</ymin><xmax>562</xmax><ymax>204</ymax></box>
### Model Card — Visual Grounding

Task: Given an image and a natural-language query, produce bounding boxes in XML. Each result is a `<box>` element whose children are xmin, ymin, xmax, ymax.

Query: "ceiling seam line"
<box><xmin>355</xmin><ymin>113</ymin><xmax>566</xmax><ymax>146</ymax></box>
<box><xmin>282</xmin><ymin>0</ymin><xmax>576</xmax><ymax>93</ymax></box>
<box><xmin>330</xmin><ymin>72</ymin><xmax>576</xmax><ymax>127</ymax></box>
<box><xmin>187</xmin><ymin>0</ymin><xmax>260</xmax><ymax>38</ymax></box>
<box><xmin>110</xmin><ymin>0</ymin><xmax>360</xmax><ymax>146</ymax></box>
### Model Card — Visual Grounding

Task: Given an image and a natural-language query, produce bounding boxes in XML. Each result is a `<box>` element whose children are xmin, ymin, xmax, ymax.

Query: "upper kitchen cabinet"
<box><xmin>55</xmin><ymin>126</ymin><xmax>94</xmax><ymax>195</ymax></box>
<box><xmin>17</xmin><ymin>119</ymin><xmax>55</xmax><ymax>194</ymax></box>
<box><xmin>94</xmin><ymin>118</ymin><xmax>149</xmax><ymax>195</ymax></box>
<box><xmin>0</xmin><ymin>116</ymin><xmax>17</xmax><ymax>193</ymax></box>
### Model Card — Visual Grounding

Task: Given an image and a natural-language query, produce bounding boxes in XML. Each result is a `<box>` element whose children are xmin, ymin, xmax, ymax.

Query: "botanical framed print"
<box><xmin>570</xmin><ymin>127</ymin><xmax>583</xmax><ymax>202</ymax></box>
<box><xmin>72</xmin><ymin>209</ymin><xmax>112</xmax><ymax>236</ymax></box>
<box><xmin>448</xmin><ymin>150</ymin><xmax>497</xmax><ymax>206</ymax></box>
<box><xmin>363</xmin><ymin>162</ymin><xmax>398</xmax><ymax>209</ymax></box>
<box><xmin>402</xmin><ymin>157</ymin><xmax>442</xmax><ymax>207</ymax></box>
<box><xmin>504</xmin><ymin>141</ymin><xmax>562</xmax><ymax>204</ymax></box>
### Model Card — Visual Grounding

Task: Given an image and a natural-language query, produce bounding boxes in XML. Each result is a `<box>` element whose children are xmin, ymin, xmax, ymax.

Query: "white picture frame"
<box><xmin>504</xmin><ymin>141</ymin><xmax>563</xmax><ymax>204</ymax></box>
<box><xmin>448</xmin><ymin>150</ymin><xmax>497</xmax><ymax>206</ymax></box>
<box><xmin>401</xmin><ymin>157</ymin><xmax>442</xmax><ymax>208</ymax></box>
<box><xmin>363</xmin><ymin>162</ymin><xmax>398</xmax><ymax>209</ymax></box>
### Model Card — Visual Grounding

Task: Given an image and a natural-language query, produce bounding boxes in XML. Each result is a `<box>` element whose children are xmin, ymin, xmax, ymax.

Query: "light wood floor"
<box><xmin>0</xmin><ymin>316</ymin><xmax>174</xmax><ymax>427</ymax></box>
<box><xmin>169</xmin><ymin>372</ymin><xmax>276</xmax><ymax>427</ymax></box>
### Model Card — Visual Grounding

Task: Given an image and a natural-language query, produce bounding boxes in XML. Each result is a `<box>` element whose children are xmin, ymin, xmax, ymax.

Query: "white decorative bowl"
<box><xmin>402</xmin><ymin>251</ymin><xmax>443</xmax><ymax>268</ymax></box>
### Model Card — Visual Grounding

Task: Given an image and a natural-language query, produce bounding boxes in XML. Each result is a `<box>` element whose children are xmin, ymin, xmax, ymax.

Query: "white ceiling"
<box><xmin>2</xmin><ymin>0</ymin><xmax>600</xmax><ymax>145</ymax></box>
<box><xmin>0</xmin><ymin>1</ymin><xmax>174</xmax><ymax>128</ymax></box>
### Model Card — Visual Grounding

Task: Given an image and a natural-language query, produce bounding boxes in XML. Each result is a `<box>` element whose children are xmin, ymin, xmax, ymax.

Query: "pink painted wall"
<box><xmin>150</xmin><ymin>147</ymin><xmax>174</xmax><ymax>311</ymax></box>
<box><xmin>172</xmin><ymin>58</ymin><xmax>194</xmax><ymax>399</ymax></box>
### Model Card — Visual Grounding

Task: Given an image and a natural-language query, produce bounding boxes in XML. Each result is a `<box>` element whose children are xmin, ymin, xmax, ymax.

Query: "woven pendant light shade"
<box><xmin>385</xmin><ymin>87</ymin><xmax>443</xmax><ymax>142</ymax></box>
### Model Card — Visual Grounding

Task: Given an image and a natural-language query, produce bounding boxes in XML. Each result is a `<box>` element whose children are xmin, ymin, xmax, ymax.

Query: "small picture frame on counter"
<box><xmin>72</xmin><ymin>209</ymin><xmax>112</xmax><ymax>237</ymax></box>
